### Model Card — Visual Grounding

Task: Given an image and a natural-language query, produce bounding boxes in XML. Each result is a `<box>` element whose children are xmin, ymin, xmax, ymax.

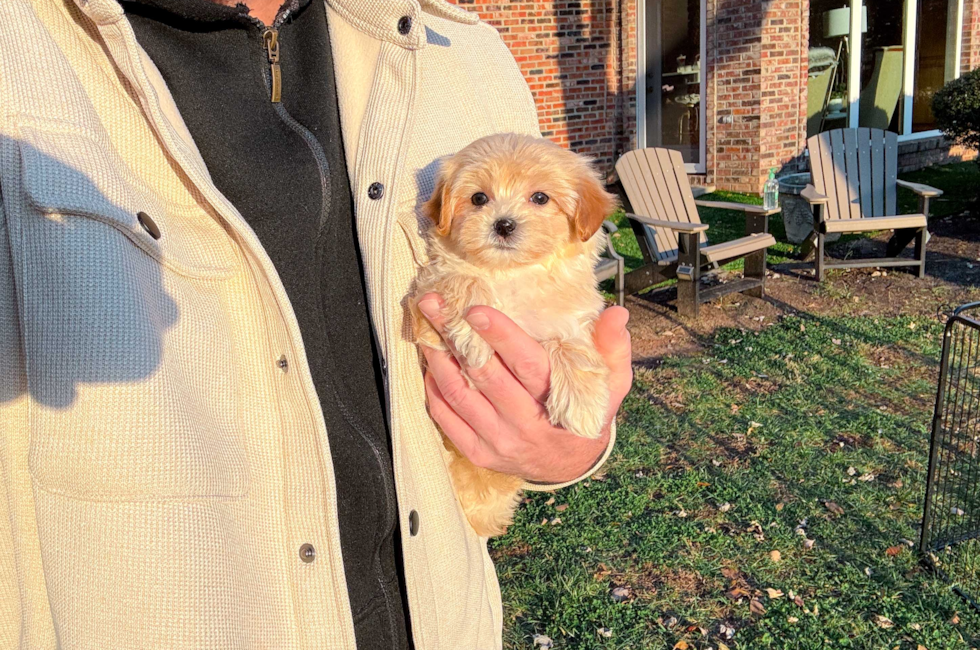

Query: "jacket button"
<box><xmin>367</xmin><ymin>182</ymin><xmax>384</xmax><ymax>200</ymax></box>
<box><xmin>299</xmin><ymin>543</ymin><xmax>316</xmax><ymax>563</ymax></box>
<box><xmin>409</xmin><ymin>510</ymin><xmax>420</xmax><ymax>536</ymax></box>
<box><xmin>397</xmin><ymin>16</ymin><xmax>412</xmax><ymax>35</ymax></box>
<box><xmin>136</xmin><ymin>211</ymin><xmax>161</xmax><ymax>240</ymax></box>
<box><xmin>277</xmin><ymin>355</ymin><xmax>289</xmax><ymax>372</ymax></box>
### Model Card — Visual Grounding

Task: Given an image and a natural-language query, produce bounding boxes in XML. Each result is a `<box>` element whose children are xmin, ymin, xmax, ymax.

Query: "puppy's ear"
<box><xmin>573</xmin><ymin>168</ymin><xmax>618</xmax><ymax>242</ymax></box>
<box><xmin>423</xmin><ymin>159</ymin><xmax>458</xmax><ymax>237</ymax></box>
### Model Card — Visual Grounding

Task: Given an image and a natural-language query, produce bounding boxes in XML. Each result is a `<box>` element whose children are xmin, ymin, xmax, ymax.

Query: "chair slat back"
<box><xmin>616</xmin><ymin>147</ymin><xmax>705</xmax><ymax>263</ymax></box>
<box><xmin>807</xmin><ymin>128</ymin><xmax>899</xmax><ymax>221</ymax></box>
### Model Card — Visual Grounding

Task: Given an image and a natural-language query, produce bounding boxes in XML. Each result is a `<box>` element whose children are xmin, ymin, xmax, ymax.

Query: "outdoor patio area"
<box><xmin>493</xmin><ymin>162</ymin><xmax>980</xmax><ymax>649</ymax></box>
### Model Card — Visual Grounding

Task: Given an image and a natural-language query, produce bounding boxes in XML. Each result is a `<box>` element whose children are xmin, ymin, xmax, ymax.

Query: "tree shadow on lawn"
<box><xmin>620</xmin><ymin>304</ymin><xmax>959</xmax><ymax>614</ymax></box>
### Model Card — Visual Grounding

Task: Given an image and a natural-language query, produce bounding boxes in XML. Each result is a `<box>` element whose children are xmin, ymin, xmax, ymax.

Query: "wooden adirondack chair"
<box><xmin>803</xmin><ymin>128</ymin><xmax>942</xmax><ymax>280</ymax></box>
<box><xmin>615</xmin><ymin>148</ymin><xmax>778</xmax><ymax>319</ymax></box>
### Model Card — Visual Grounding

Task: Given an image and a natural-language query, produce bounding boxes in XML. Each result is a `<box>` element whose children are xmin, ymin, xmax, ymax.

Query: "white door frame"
<box><xmin>845</xmin><ymin>0</ymin><xmax>964</xmax><ymax>140</ymax></box>
<box><xmin>636</xmin><ymin>0</ymin><xmax>707</xmax><ymax>174</ymax></box>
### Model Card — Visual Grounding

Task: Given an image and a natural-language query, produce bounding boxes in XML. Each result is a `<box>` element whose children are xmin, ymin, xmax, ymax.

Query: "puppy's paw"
<box><xmin>446</xmin><ymin>319</ymin><xmax>494</xmax><ymax>369</ymax></box>
<box><xmin>411</xmin><ymin>299</ymin><xmax>447</xmax><ymax>352</ymax></box>
<box><xmin>543</xmin><ymin>339</ymin><xmax>610</xmax><ymax>439</ymax></box>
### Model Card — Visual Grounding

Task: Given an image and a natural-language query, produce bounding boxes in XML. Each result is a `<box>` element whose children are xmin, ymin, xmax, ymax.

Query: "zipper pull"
<box><xmin>263</xmin><ymin>28</ymin><xmax>281</xmax><ymax>103</ymax></box>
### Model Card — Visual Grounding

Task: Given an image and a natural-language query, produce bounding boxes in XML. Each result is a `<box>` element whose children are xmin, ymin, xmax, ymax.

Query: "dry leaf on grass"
<box><xmin>765</xmin><ymin>588</ymin><xmax>784</xmax><ymax>599</ymax></box>
<box><xmin>545</xmin><ymin>497</ymin><xmax>555</xmax><ymax>506</ymax></box>
<box><xmin>769</xmin><ymin>550</ymin><xmax>782</xmax><ymax>562</ymax></box>
<box><xmin>672</xmin><ymin>641</ymin><xmax>689</xmax><ymax>650</ymax></box>
<box><xmin>775</xmin><ymin>502</ymin><xmax>785</xmax><ymax>511</ymax></box>
<box><xmin>874</xmin><ymin>615</ymin><xmax>894</xmax><ymax>629</ymax></box>
<box><xmin>750</xmin><ymin>598</ymin><xmax>767</xmax><ymax>615</ymax></box>
<box><xmin>726</xmin><ymin>587</ymin><xmax>749</xmax><ymax>600</ymax></box>
<box><xmin>885</xmin><ymin>546</ymin><xmax>903</xmax><ymax>556</ymax></box>
<box><xmin>823</xmin><ymin>501</ymin><xmax>844</xmax><ymax>515</ymax></box>
<box><xmin>555</xmin><ymin>504</ymin><xmax>569</xmax><ymax>512</ymax></box>
<box><xmin>610</xmin><ymin>586</ymin><xmax>631</xmax><ymax>603</ymax></box>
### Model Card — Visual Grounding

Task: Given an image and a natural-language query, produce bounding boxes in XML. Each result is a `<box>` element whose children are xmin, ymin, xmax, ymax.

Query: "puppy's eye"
<box><xmin>530</xmin><ymin>192</ymin><xmax>550</xmax><ymax>205</ymax></box>
<box><xmin>471</xmin><ymin>192</ymin><xmax>489</xmax><ymax>206</ymax></box>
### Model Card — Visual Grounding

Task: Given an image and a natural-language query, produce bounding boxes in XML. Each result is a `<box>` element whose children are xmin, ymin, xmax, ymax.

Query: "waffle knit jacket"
<box><xmin>0</xmin><ymin>1</ymin><xmax>617</xmax><ymax>648</ymax></box>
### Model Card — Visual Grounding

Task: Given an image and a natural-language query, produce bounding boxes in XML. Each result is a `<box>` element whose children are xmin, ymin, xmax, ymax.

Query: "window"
<box><xmin>637</xmin><ymin>0</ymin><xmax>706</xmax><ymax>172</ymax></box>
<box><xmin>806</xmin><ymin>0</ymin><xmax>964</xmax><ymax>140</ymax></box>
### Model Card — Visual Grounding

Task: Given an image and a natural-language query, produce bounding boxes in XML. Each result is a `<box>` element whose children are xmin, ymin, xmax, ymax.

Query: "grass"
<box><xmin>500</xmin><ymin>162</ymin><xmax>980</xmax><ymax>649</ymax></box>
<box><xmin>495</xmin><ymin>315</ymin><xmax>980</xmax><ymax>649</ymax></box>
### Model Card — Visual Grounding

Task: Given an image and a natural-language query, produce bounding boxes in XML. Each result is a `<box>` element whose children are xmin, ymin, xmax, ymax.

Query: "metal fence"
<box><xmin>921</xmin><ymin>302</ymin><xmax>980</xmax><ymax>609</ymax></box>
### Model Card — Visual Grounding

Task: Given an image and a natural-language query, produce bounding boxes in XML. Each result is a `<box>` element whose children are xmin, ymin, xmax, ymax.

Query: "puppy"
<box><xmin>411</xmin><ymin>133</ymin><xmax>619</xmax><ymax>537</ymax></box>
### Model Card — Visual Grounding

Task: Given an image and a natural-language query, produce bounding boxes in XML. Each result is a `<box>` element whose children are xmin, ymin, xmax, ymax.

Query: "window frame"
<box><xmin>843</xmin><ymin>0</ymin><xmax>965</xmax><ymax>141</ymax></box>
<box><xmin>636</xmin><ymin>0</ymin><xmax>708</xmax><ymax>173</ymax></box>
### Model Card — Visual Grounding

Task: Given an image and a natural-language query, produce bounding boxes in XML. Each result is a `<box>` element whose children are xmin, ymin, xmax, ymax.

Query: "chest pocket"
<box><xmin>13</xmin><ymin>119</ymin><xmax>249</xmax><ymax>501</ymax></box>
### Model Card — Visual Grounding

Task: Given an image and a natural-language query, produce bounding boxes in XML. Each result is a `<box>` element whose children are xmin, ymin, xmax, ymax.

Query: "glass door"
<box><xmin>644</xmin><ymin>0</ymin><xmax>704</xmax><ymax>170</ymax></box>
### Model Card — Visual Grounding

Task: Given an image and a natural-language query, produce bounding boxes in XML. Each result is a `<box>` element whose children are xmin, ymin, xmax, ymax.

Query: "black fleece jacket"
<box><xmin>122</xmin><ymin>1</ymin><xmax>411</xmax><ymax>648</ymax></box>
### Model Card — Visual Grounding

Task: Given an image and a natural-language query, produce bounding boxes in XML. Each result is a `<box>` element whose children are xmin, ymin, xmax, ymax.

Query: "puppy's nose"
<box><xmin>493</xmin><ymin>218</ymin><xmax>517</xmax><ymax>238</ymax></box>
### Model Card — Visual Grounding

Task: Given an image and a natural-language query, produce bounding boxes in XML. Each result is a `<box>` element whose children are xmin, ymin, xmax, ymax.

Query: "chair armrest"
<box><xmin>801</xmin><ymin>184</ymin><xmax>829</xmax><ymax>205</ymax></box>
<box><xmin>599</xmin><ymin>220</ymin><xmax>625</xmax><ymax>262</ymax></box>
<box><xmin>897</xmin><ymin>179</ymin><xmax>943</xmax><ymax>198</ymax></box>
<box><xmin>624</xmin><ymin>213</ymin><xmax>709</xmax><ymax>233</ymax></box>
<box><xmin>694</xmin><ymin>199</ymin><xmax>781</xmax><ymax>215</ymax></box>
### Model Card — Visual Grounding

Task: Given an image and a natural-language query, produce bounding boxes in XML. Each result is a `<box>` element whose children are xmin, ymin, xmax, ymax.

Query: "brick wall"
<box><xmin>702</xmin><ymin>0</ymin><xmax>809</xmax><ymax>193</ymax></box>
<box><xmin>963</xmin><ymin>0</ymin><xmax>980</xmax><ymax>72</ymax></box>
<box><xmin>898</xmin><ymin>139</ymin><xmax>975</xmax><ymax>173</ymax></box>
<box><xmin>758</xmin><ymin>1</ymin><xmax>809</xmax><ymax>187</ymax></box>
<box><xmin>452</xmin><ymin>1</ymin><xmax>634</xmax><ymax>178</ymax></box>
<box><xmin>706</xmin><ymin>0</ymin><xmax>764</xmax><ymax>192</ymax></box>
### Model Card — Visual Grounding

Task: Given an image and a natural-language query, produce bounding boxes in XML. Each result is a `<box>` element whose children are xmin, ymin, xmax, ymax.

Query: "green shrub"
<box><xmin>933</xmin><ymin>67</ymin><xmax>980</xmax><ymax>154</ymax></box>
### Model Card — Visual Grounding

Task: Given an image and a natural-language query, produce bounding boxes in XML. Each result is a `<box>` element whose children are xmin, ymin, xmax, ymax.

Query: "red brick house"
<box><xmin>452</xmin><ymin>0</ymin><xmax>980</xmax><ymax>193</ymax></box>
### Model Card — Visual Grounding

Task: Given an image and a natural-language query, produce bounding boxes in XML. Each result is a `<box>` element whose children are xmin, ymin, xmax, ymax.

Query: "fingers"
<box><xmin>423</xmin><ymin>371</ymin><xmax>487</xmax><ymax>465</ymax></box>
<box><xmin>463</xmin><ymin>306</ymin><xmax>551</xmax><ymax>402</ymax></box>
<box><xmin>421</xmin><ymin>345</ymin><xmax>499</xmax><ymax>436</ymax></box>
<box><xmin>594</xmin><ymin>306</ymin><xmax>633</xmax><ymax>408</ymax></box>
<box><xmin>417</xmin><ymin>293</ymin><xmax>459</xmax><ymax>356</ymax></box>
<box><xmin>455</xmin><ymin>352</ymin><xmax>546</xmax><ymax>424</ymax></box>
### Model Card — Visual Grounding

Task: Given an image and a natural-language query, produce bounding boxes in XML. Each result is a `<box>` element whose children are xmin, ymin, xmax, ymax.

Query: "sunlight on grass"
<box><xmin>510</xmin><ymin>162</ymin><xmax>980</xmax><ymax>649</ymax></box>
<box><xmin>495</xmin><ymin>314</ymin><xmax>980</xmax><ymax>649</ymax></box>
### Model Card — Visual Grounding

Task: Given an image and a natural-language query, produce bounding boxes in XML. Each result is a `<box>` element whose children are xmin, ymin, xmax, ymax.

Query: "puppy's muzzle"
<box><xmin>493</xmin><ymin>218</ymin><xmax>517</xmax><ymax>238</ymax></box>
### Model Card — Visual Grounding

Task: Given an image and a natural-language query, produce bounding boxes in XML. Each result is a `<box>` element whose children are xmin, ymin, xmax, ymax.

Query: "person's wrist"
<box><xmin>527</xmin><ymin>425</ymin><xmax>610</xmax><ymax>484</ymax></box>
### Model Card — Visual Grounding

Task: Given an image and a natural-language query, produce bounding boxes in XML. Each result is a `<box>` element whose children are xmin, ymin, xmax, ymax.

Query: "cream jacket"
<box><xmin>0</xmin><ymin>1</ymin><xmax>615</xmax><ymax>648</ymax></box>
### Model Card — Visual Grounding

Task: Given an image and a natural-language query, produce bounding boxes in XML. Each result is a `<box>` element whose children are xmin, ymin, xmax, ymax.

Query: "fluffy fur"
<box><xmin>411</xmin><ymin>133</ymin><xmax>619</xmax><ymax>537</ymax></box>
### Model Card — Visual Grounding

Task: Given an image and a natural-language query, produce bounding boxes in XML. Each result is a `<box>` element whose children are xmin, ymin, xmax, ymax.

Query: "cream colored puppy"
<box><xmin>411</xmin><ymin>133</ymin><xmax>619</xmax><ymax>537</ymax></box>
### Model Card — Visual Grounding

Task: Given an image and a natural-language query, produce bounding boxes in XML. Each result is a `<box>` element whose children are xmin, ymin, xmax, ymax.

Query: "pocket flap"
<box><xmin>18</xmin><ymin>120</ymin><xmax>236</xmax><ymax>277</ymax></box>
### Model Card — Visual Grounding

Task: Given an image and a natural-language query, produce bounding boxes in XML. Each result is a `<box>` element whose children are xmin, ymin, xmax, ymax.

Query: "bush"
<box><xmin>933</xmin><ymin>67</ymin><xmax>980</xmax><ymax>154</ymax></box>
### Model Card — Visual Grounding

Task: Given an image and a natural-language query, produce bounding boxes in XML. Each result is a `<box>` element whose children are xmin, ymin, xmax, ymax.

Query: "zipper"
<box><xmin>251</xmin><ymin>18</ymin><xmax>403</xmax><ymax>645</ymax></box>
<box><xmin>262</xmin><ymin>28</ymin><xmax>282</xmax><ymax>103</ymax></box>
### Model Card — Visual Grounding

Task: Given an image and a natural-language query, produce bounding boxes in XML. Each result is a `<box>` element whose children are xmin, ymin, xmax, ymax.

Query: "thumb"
<box><xmin>594</xmin><ymin>306</ymin><xmax>633</xmax><ymax>403</ymax></box>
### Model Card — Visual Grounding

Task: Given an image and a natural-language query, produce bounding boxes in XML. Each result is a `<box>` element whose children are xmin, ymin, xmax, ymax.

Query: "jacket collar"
<box><xmin>72</xmin><ymin>0</ymin><xmax>478</xmax><ymax>48</ymax></box>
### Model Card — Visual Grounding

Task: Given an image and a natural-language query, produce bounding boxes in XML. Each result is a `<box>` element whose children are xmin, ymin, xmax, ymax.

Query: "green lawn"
<box><xmin>496</xmin><ymin>163</ymin><xmax>980</xmax><ymax>649</ymax></box>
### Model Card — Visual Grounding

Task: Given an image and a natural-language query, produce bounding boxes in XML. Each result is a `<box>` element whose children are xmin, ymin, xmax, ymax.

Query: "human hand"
<box><xmin>417</xmin><ymin>294</ymin><xmax>632</xmax><ymax>483</ymax></box>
